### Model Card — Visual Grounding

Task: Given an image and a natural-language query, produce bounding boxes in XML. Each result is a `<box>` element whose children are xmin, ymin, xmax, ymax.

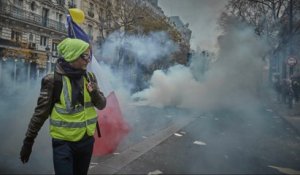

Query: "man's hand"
<box><xmin>87</xmin><ymin>82</ymin><xmax>98</xmax><ymax>93</ymax></box>
<box><xmin>20</xmin><ymin>137</ymin><xmax>34</xmax><ymax>164</ymax></box>
<box><xmin>86</xmin><ymin>73</ymin><xmax>99</xmax><ymax>93</ymax></box>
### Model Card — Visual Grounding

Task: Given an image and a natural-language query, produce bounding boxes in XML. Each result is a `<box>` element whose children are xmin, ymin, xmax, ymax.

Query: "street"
<box><xmin>90</xmin><ymin>106</ymin><xmax>300</xmax><ymax>174</ymax></box>
<box><xmin>1</xmin><ymin>98</ymin><xmax>300</xmax><ymax>174</ymax></box>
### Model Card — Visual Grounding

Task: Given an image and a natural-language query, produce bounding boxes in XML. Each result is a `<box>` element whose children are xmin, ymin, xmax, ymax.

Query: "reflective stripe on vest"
<box><xmin>50</xmin><ymin>74</ymin><xmax>98</xmax><ymax>141</ymax></box>
<box><xmin>54</xmin><ymin>102</ymin><xmax>93</xmax><ymax>114</ymax></box>
<box><xmin>50</xmin><ymin>116</ymin><xmax>97</xmax><ymax>128</ymax></box>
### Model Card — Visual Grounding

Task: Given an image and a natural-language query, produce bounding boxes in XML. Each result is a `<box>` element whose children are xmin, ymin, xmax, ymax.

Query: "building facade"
<box><xmin>0</xmin><ymin>0</ymin><xmax>70</xmax><ymax>94</ymax></box>
<box><xmin>0</xmin><ymin>0</ymin><xmax>107</xmax><ymax>94</ymax></box>
<box><xmin>0</xmin><ymin>0</ymin><xmax>192</xmax><ymax>94</ymax></box>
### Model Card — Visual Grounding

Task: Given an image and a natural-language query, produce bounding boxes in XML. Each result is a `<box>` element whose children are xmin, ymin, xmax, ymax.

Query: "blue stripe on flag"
<box><xmin>67</xmin><ymin>15</ymin><xmax>93</xmax><ymax>61</ymax></box>
<box><xmin>67</xmin><ymin>15</ymin><xmax>90</xmax><ymax>43</ymax></box>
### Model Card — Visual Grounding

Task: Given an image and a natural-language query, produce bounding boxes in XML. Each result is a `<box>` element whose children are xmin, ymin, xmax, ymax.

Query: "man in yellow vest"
<box><xmin>20</xmin><ymin>38</ymin><xmax>106</xmax><ymax>175</ymax></box>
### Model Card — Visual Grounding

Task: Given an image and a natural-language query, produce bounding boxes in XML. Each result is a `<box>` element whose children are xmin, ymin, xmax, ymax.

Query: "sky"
<box><xmin>158</xmin><ymin>0</ymin><xmax>229</xmax><ymax>52</ymax></box>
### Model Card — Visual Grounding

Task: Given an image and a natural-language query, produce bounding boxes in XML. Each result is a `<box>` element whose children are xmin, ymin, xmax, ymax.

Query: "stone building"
<box><xmin>0</xmin><ymin>0</ymin><xmax>109</xmax><ymax>94</ymax></box>
<box><xmin>0</xmin><ymin>0</ymin><xmax>69</xmax><ymax>90</ymax></box>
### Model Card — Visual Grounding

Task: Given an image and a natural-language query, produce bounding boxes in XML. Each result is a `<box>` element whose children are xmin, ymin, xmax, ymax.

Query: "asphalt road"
<box><xmin>2</xmin><ymin>101</ymin><xmax>300</xmax><ymax>174</ymax></box>
<box><xmin>91</xmin><ymin>107</ymin><xmax>300</xmax><ymax>174</ymax></box>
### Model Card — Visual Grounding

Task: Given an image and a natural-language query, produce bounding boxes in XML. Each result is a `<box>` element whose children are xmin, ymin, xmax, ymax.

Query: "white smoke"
<box><xmin>91</xmin><ymin>31</ymin><xmax>179</xmax><ymax>110</ymax></box>
<box><xmin>96</xmin><ymin>31</ymin><xmax>178</xmax><ymax>66</ymax></box>
<box><xmin>132</xmin><ymin>21</ymin><xmax>269</xmax><ymax>111</ymax></box>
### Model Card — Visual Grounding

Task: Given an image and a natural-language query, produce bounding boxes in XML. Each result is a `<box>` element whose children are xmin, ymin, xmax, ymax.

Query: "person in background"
<box><xmin>291</xmin><ymin>74</ymin><xmax>300</xmax><ymax>102</ymax></box>
<box><xmin>273</xmin><ymin>74</ymin><xmax>281</xmax><ymax>102</ymax></box>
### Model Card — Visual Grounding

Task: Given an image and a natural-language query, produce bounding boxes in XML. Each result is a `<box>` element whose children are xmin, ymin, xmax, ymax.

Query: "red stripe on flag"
<box><xmin>93</xmin><ymin>91</ymin><xmax>130</xmax><ymax>156</ymax></box>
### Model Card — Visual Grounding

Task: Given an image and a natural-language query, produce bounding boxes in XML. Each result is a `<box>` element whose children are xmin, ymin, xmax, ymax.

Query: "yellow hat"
<box><xmin>57</xmin><ymin>38</ymin><xmax>89</xmax><ymax>62</ymax></box>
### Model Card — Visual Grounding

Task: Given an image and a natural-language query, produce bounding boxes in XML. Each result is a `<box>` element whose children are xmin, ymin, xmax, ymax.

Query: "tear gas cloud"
<box><xmin>96</xmin><ymin>31</ymin><xmax>178</xmax><ymax>66</ymax></box>
<box><xmin>0</xmin><ymin>74</ymin><xmax>53</xmax><ymax>173</ymax></box>
<box><xmin>132</xmin><ymin>19</ymin><xmax>269</xmax><ymax>112</ymax></box>
<box><xmin>130</xmin><ymin>18</ymin><xmax>274</xmax><ymax>174</ymax></box>
<box><xmin>92</xmin><ymin>31</ymin><xmax>179</xmax><ymax>110</ymax></box>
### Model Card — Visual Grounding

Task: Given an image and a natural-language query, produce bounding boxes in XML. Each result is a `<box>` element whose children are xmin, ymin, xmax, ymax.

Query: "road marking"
<box><xmin>193</xmin><ymin>140</ymin><xmax>207</xmax><ymax>146</ymax></box>
<box><xmin>89</xmin><ymin>162</ymin><xmax>98</xmax><ymax>170</ymax></box>
<box><xmin>268</xmin><ymin>165</ymin><xmax>300</xmax><ymax>174</ymax></box>
<box><xmin>266</xmin><ymin>109</ymin><xmax>273</xmax><ymax>112</ymax></box>
<box><xmin>174</xmin><ymin>133</ymin><xmax>183</xmax><ymax>137</ymax></box>
<box><xmin>180</xmin><ymin>131</ymin><xmax>186</xmax><ymax>134</ymax></box>
<box><xmin>148</xmin><ymin>169</ymin><xmax>163</xmax><ymax>175</ymax></box>
<box><xmin>89</xmin><ymin>165</ymin><xmax>96</xmax><ymax>170</ymax></box>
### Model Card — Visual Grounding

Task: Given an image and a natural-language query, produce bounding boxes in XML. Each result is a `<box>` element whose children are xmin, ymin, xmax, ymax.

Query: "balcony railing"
<box><xmin>0</xmin><ymin>4</ymin><xmax>66</xmax><ymax>33</ymax></box>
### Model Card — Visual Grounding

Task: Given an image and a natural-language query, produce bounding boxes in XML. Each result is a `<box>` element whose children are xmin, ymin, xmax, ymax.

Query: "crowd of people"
<box><xmin>273</xmin><ymin>74</ymin><xmax>300</xmax><ymax>108</ymax></box>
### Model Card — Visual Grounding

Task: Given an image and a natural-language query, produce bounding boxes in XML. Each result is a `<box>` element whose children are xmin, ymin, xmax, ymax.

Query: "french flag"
<box><xmin>66</xmin><ymin>12</ymin><xmax>130</xmax><ymax>156</ymax></box>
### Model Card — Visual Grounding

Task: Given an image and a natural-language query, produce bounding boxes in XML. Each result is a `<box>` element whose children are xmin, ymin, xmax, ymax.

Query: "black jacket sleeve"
<box><xmin>25</xmin><ymin>74</ymin><xmax>54</xmax><ymax>139</ymax></box>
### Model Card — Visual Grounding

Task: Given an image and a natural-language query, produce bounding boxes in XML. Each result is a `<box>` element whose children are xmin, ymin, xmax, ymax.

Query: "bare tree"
<box><xmin>96</xmin><ymin>0</ymin><xmax>147</xmax><ymax>35</ymax></box>
<box><xmin>221</xmin><ymin>0</ymin><xmax>289</xmax><ymax>47</ymax></box>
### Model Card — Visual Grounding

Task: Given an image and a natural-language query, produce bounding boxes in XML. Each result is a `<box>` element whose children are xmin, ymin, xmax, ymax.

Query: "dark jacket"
<box><xmin>25</xmin><ymin>63</ymin><xmax>106</xmax><ymax>139</ymax></box>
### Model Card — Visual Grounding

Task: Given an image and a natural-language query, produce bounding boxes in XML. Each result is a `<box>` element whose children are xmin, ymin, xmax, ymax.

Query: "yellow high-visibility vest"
<box><xmin>49</xmin><ymin>74</ymin><xmax>97</xmax><ymax>141</ymax></box>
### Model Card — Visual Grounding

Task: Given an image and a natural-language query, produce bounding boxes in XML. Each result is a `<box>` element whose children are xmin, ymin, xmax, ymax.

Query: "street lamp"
<box><xmin>45</xmin><ymin>45</ymin><xmax>51</xmax><ymax>73</ymax></box>
<box><xmin>68</xmin><ymin>0</ymin><xmax>76</xmax><ymax>8</ymax></box>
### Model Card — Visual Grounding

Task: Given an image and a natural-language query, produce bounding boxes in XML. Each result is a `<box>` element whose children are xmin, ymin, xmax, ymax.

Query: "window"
<box><xmin>56</xmin><ymin>13</ymin><xmax>63</xmax><ymax>22</ymax></box>
<box><xmin>88</xmin><ymin>3</ymin><xmax>94</xmax><ymax>18</ymax></box>
<box><xmin>29</xmin><ymin>33</ymin><xmax>34</xmax><ymax>42</ymax></box>
<box><xmin>88</xmin><ymin>25</ymin><xmax>93</xmax><ymax>40</ymax></box>
<box><xmin>107</xmin><ymin>1</ymin><xmax>112</xmax><ymax>7</ymax></box>
<box><xmin>40</xmin><ymin>36</ymin><xmax>48</xmax><ymax>46</ymax></box>
<box><xmin>52</xmin><ymin>43</ymin><xmax>58</xmax><ymax>51</ymax></box>
<box><xmin>56</xmin><ymin>0</ymin><xmax>65</xmax><ymax>6</ymax></box>
<box><xmin>11</xmin><ymin>30</ymin><xmax>22</xmax><ymax>42</ymax></box>
<box><xmin>13</xmin><ymin>0</ymin><xmax>23</xmax><ymax>7</ymax></box>
<box><xmin>116</xmin><ymin>0</ymin><xmax>121</xmax><ymax>6</ymax></box>
<box><xmin>99</xmin><ymin>8</ymin><xmax>103</xmax><ymax>16</ymax></box>
<box><xmin>89</xmin><ymin>3</ymin><xmax>94</xmax><ymax>11</ymax></box>
<box><xmin>42</xmin><ymin>8</ymin><xmax>49</xmax><ymax>27</ymax></box>
<box><xmin>30</xmin><ymin>2</ymin><xmax>36</xmax><ymax>11</ymax></box>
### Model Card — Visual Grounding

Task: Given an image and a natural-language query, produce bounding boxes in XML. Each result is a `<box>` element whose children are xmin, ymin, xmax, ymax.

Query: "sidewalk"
<box><xmin>268</xmin><ymin>97</ymin><xmax>300</xmax><ymax>135</ymax></box>
<box><xmin>89</xmin><ymin>115</ymin><xmax>197</xmax><ymax>174</ymax></box>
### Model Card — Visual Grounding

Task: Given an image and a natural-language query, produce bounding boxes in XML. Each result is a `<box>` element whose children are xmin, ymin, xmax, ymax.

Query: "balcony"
<box><xmin>0</xmin><ymin>4</ymin><xmax>66</xmax><ymax>33</ymax></box>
